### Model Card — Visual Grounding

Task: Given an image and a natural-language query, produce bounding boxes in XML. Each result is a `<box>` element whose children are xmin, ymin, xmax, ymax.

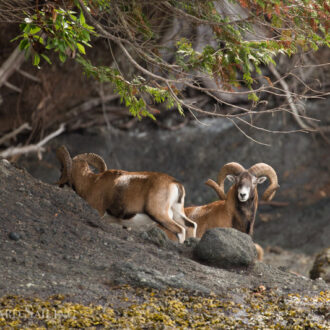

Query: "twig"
<box><xmin>229</xmin><ymin>118</ymin><xmax>271</xmax><ymax>146</ymax></box>
<box><xmin>3</xmin><ymin>81</ymin><xmax>22</xmax><ymax>93</ymax></box>
<box><xmin>118</xmin><ymin>41</ymin><xmax>182</xmax><ymax>84</ymax></box>
<box><xmin>0</xmin><ymin>124</ymin><xmax>65</xmax><ymax>159</ymax></box>
<box><xmin>0</xmin><ymin>122</ymin><xmax>31</xmax><ymax>145</ymax></box>
<box><xmin>16</xmin><ymin>68</ymin><xmax>41</xmax><ymax>83</ymax></box>
<box><xmin>269</xmin><ymin>64</ymin><xmax>316</xmax><ymax>131</ymax></box>
<box><xmin>64</xmin><ymin>95</ymin><xmax>120</xmax><ymax>120</ymax></box>
<box><xmin>0</xmin><ymin>46</ymin><xmax>25</xmax><ymax>88</ymax></box>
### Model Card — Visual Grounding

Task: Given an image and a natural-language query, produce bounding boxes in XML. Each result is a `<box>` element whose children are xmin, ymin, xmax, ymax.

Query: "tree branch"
<box><xmin>0</xmin><ymin>124</ymin><xmax>65</xmax><ymax>159</ymax></box>
<box><xmin>269</xmin><ymin>64</ymin><xmax>317</xmax><ymax>132</ymax></box>
<box><xmin>0</xmin><ymin>123</ymin><xmax>31</xmax><ymax>145</ymax></box>
<box><xmin>0</xmin><ymin>46</ymin><xmax>25</xmax><ymax>88</ymax></box>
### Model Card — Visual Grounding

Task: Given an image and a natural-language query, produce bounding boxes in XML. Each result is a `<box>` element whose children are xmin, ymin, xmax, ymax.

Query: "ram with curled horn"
<box><xmin>56</xmin><ymin>145</ymin><xmax>197</xmax><ymax>243</ymax></box>
<box><xmin>164</xmin><ymin>162</ymin><xmax>279</xmax><ymax>259</ymax></box>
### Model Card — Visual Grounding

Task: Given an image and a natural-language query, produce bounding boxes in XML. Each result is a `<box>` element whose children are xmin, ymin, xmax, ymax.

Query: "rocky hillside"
<box><xmin>18</xmin><ymin>103</ymin><xmax>330</xmax><ymax>278</ymax></box>
<box><xmin>0</xmin><ymin>157</ymin><xmax>329</xmax><ymax>327</ymax></box>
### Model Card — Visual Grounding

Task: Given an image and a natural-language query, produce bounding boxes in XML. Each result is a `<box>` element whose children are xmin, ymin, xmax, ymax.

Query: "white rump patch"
<box><xmin>168</xmin><ymin>184</ymin><xmax>180</xmax><ymax>210</ymax></box>
<box><xmin>104</xmin><ymin>213</ymin><xmax>156</xmax><ymax>231</ymax></box>
<box><xmin>119</xmin><ymin>214</ymin><xmax>155</xmax><ymax>231</ymax></box>
<box><xmin>172</xmin><ymin>203</ymin><xmax>184</xmax><ymax>222</ymax></box>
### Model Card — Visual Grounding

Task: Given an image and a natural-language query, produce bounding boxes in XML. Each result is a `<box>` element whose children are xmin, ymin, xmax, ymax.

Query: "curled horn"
<box><xmin>217</xmin><ymin>162</ymin><xmax>245</xmax><ymax>199</ymax></box>
<box><xmin>205</xmin><ymin>178</ymin><xmax>224</xmax><ymax>200</ymax></box>
<box><xmin>248</xmin><ymin>163</ymin><xmax>279</xmax><ymax>201</ymax></box>
<box><xmin>56</xmin><ymin>145</ymin><xmax>73</xmax><ymax>187</ymax></box>
<box><xmin>73</xmin><ymin>153</ymin><xmax>107</xmax><ymax>173</ymax></box>
<box><xmin>205</xmin><ymin>162</ymin><xmax>245</xmax><ymax>200</ymax></box>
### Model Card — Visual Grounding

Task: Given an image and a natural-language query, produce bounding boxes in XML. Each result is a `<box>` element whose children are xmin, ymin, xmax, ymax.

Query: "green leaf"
<box><xmin>19</xmin><ymin>39</ymin><xmax>29</xmax><ymax>51</ymax></box>
<box><xmin>29</xmin><ymin>26</ymin><xmax>41</xmax><ymax>34</ymax></box>
<box><xmin>23</xmin><ymin>24</ymin><xmax>31</xmax><ymax>33</ymax></box>
<box><xmin>33</xmin><ymin>35</ymin><xmax>44</xmax><ymax>44</ymax></box>
<box><xmin>11</xmin><ymin>34</ymin><xmax>23</xmax><ymax>42</ymax></box>
<box><xmin>59</xmin><ymin>52</ymin><xmax>67</xmax><ymax>63</ymax></box>
<box><xmin>248</xmin><ymin>93</ymin><xmax>259</xmax><ymax>102</ymax></box>
<box><xmin>79</xmin><ymin>11</ymin><xmax>86</xmax><ymax>25</ymax></box>
<box><xmin>177</xmin><ymin>103</ymin><xmax>184</xmax><ymax>115</ymax></box>
<box><xmin>41</xmin><ymin>53</ymin><xmax>52</xmax><ymax>65</ymax></box>
<box><xmin>33</xmin><ymin>53</ymin><xmax>40</xmax><ymax>66</ymax></box>
<box><xmin>76</xmin><ymin>42</ymin><xmax>86</xmax><ymax>54</ymax></box>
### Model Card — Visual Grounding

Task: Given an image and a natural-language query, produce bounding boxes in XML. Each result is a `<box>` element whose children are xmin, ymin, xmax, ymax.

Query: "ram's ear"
<box><xmin>226</xmin><ymin>174</ymin><xmax>236</xmax><ymax>183</ymax></box>
<box><xmin>257</xmin><ymin>176</ymin><xmax>267</xmax><ymax>184</ymax></box>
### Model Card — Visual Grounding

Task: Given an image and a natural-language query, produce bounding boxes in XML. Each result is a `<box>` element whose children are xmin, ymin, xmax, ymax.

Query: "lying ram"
<box><xmin>187</xmin><ymin>162</ymin><xmax>279</xmax><ymax>259</ymax></box>
<box><xmin>163</xmin><ymin>162</ymin><xmax>278</xmax><ymax>259</ymax></box>
<box><xmin>56</xmin><ymin>145</ymin><xmax>196</xmax><ymax>243</ymax></box>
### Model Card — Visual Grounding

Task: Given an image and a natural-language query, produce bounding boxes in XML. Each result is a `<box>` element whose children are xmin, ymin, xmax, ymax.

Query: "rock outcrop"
<box><xmin>194</xmin><ymin>228</ymin><xmax>257</xmax><ymax>269</ymax></box>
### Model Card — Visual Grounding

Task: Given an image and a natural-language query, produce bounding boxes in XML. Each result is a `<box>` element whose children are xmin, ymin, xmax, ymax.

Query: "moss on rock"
<box><xmin>0</xmin><ymin>287</ymin><xmax>328</xmax><ymax>329</ymax></box>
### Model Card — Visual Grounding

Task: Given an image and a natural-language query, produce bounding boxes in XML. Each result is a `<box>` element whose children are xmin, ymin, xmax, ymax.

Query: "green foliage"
<box><xmin>10</xmin><ymin>0</ymin><xmax>330</xmax><ymax>118</ymax></box>
<box><xmin>12</xmin><ymin>3</ymin><xmax>95</xmax><ymax>67</ymax></box>
<box><xmin>77</xmin><ymin>57</ymin><xmax>181</xmax><ymax>119</ymax></box>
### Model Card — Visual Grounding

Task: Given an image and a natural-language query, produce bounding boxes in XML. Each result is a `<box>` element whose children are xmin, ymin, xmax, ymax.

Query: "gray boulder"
<box><xmin>194</xmin><ymin>228</ymin><xmax>257</xmax><ymax>269</ymax></box>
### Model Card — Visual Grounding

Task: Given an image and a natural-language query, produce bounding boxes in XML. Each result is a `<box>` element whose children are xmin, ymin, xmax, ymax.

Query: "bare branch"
<box><xmin>0</xmin><ymin>124</ymin><xmax>65</xmax><ymax>159</ymax></box>
<box><xmin>3</xmin><ymin>81</ymin><xmax>22</xmax><ymax>93</ymax></box>
<box><xmin>229</xmin><ymin>119</ymin><xmax>271</xmax><ymax>146</ymax></box>
<box><xmin>16</xmin><ymin>69</ymin><xmax>41</xmax><ymax>83</ymax></box>
<box><xmin>0</xmin><ymin>46</ymin><xmax>25</xmax><ymax>88</ymax></box>
<box><xmin>63</xmin><ymin>95</ymin><xmax>120</xmax><ymax>121</ymax></box>
<box><xmin>269</xmin><ymin>64</ymin><xmax>317</xmax><ymax>131</ymax></box>
<box><xmin>0</xmin><ymin>123</ymin><xmax>31</xmax><ymax>145</ymax></box>
<box><xmin>118</xmin><ymin>41</ymin><xmax>183</xmax><ymax>84</ymax></box>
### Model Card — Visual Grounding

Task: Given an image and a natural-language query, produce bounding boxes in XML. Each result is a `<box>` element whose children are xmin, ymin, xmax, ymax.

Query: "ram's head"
<box><xmin>205</xmin><ymin>162</ymin><xmax>279</xmax><ymax>202</ymax></box>
<box><xmin>56</xmin><ymin>145</ymin><xmax>107</xmax><ymax>187</ymax></box>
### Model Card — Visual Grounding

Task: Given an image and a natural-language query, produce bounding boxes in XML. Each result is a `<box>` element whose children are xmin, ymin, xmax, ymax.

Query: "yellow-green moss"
<box><xmin>0</xmin><ymin>289</ymin><xmax>328</xmax><ymax>329</ymax></box>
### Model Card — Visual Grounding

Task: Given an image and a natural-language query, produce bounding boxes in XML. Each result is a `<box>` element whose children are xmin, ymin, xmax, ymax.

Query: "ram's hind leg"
<box><xmin>145</xmin><ymin>182</ymin><xmax>187</xmax><ymax>243</ymax></box>
<box><xmin>172</xmin><ymin>203</ymin><xmax>197</xmax><ymax>239</ymax></box>
<box><xmin>146</xmin><ymin>209</ymin><xmax>186</xmax><ymax>243</ymax></box>
<box><xmin>254</xmin><ymin>243</ymin><xmax>264</xmax><ymax>261</ymax></box>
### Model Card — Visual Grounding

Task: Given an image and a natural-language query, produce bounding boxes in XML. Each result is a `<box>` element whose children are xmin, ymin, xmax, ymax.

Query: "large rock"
<box><xmin>194</xmin><ymin>228</ymin><xmax>257</xmax><ymax>269</ymax></box>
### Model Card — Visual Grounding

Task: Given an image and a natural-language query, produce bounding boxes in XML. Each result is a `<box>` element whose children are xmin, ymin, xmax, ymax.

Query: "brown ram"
<box><xmin>164</xmin><ymin>162</ymin><xmax>278</xmax><ymax>259</ymax></box>
<box><xmin>187</xmin><ymin>162</ymin><xmax>279</xmax><ymax>259</ymax></box>
<box><xmin>56</xmin><ymin>145</ymin><xmax>196</xmax><ymax>243</ymax></box>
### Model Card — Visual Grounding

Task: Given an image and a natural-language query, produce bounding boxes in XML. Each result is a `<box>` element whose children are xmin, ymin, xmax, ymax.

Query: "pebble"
<box><xmin>9</xmin><ymin>232</ymin><xmax>20</xmax><ymax>241</ymax></box>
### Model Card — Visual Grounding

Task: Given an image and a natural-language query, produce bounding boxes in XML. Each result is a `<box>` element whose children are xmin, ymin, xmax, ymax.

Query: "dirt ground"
<box><xmin>0</xmin><ymin>158</ymin><xmax>329</xmax><ymax>327</ymax></box>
